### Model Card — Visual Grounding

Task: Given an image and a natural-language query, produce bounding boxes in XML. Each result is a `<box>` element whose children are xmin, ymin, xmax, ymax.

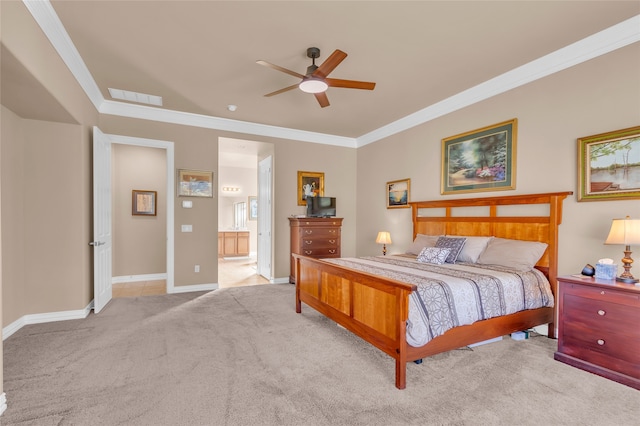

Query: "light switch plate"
<box><xmin>182</xmin><ymin>200</ymin><xmax>193</xmax><ymax>208</ymax></box>
<box><xmin>181</xmin><ymin>225</ymin><xmax>193</xmax><ymax>232</ymax></box>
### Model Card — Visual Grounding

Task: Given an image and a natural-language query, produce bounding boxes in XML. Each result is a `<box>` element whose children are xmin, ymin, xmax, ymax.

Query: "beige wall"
<box><xmin>112</xmin><ymin>144</ymin><xmax>167</xmax><ymax>276</ymax></box>
<box><xmin>356</xmin><ymin>42</ymin><xmax>640</xmax><ymax>276</ymax></box>
<box><xmin>98</xmin><ymin>115</ymin><xmax>359</xmax><ymax>282</ymax></box>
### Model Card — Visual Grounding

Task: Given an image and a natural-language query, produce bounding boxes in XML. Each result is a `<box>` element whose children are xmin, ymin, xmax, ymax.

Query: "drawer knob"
<box><xmin>328</xmin><ymin>249</ymin><xmax>336</xmax><ymax>254</ymax></box>
<box><xmin>305</xmin><ymin>230</ymin><xmax>313</xmax><ymax>234</ymax></box>
<box><xmin>329</xmin><ymin>239</ymin><xmax>336</xmax><ymax>244</ymax></box>
<box><xmin>597</xmin><ymin>310</ymin><xmax>606</xmax><ymax>316</ymax></box>
<box><xmin>600</xmin><ymin>291</ymin><xmax>605</xmax><ymax>295</ymax></box>
<box><xmin>597</xmin><ymin>339</ymin><xmax>605</xmax><ymax>346</ymax></box>
<box><xmin>304</xmin><ymin>250</ymin><xmax>313</xmax><ymax>255</ymax></box>
<box><xmin>304</xmin><ymin>240</ymin><xmax>313</xmax><ymax>245</ymax></box>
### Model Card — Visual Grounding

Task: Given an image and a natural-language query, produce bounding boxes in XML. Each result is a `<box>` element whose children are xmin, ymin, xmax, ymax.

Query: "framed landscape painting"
<box><xmin>177</xmin><ymin>169</ymin><xmax>214</xmax><ymax>197</ymax></box>
<box><xmin>441</xmin><ymin>119</ymin><xmax>517</xmax><ymax>195</ymax></box>
<box><xmin>386</xmin><ymin>178</ymin><xmax>410</xmax><ymax>208</ymax></box>
<box><xmin>578</xmin><ymin>126</ymin><xmax>640</xmax><ymax>202</ymax></box>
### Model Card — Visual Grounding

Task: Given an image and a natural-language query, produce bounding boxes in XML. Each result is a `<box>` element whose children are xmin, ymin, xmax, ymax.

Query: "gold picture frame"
<box><xmin>177</xmin><ymin>169</ymin><xmax>214</xmax><ymax>197</ymax></box>
<box><xmin>297</xmin><ymin>171</ymin><xmax>324</xmax><ymax>206</ymax></box>
<box><xmin>386</xmin><ymin>178</ymin><xmax>411</xmax><ymax>208</ymax></box>
<box><xmin>441</xmin><ymin>119</ymin><xmax>517</xmax><ymax>195</ymax></box>
<box><xmin>578</xmin><ymin>125</ymin><xmax>640</xmax><ymax>202</ymax></box>
<box><xmin>132</xmin><ymin>190</ymin><xmax>157</xmax><ymax>216</ymax></box>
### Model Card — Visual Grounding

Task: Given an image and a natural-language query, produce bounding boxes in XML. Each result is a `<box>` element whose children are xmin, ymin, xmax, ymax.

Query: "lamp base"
<box><xmin>616</xmin><ymin>276</ymin><xmax>639</xmax><ymax>284</ymax></box>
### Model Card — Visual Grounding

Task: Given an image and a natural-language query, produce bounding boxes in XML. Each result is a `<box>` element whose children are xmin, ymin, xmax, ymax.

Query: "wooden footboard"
<box><xmin>294</xmin><ymin>254</ymin><xmax>416</xmax><ymax>389</ymax></box>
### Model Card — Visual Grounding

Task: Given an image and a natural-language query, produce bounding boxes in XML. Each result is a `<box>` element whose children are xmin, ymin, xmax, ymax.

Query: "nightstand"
<box><xmin>554</xmin><ymin>275</ymin><xmax>640</xmax><ymax>390</ymax></box>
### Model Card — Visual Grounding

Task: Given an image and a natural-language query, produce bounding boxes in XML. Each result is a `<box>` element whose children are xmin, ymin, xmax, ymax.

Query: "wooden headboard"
<box><xmin>409</xmin><ymin>191</ymin><xmax>572</xmax><ymax>291</ymax></box>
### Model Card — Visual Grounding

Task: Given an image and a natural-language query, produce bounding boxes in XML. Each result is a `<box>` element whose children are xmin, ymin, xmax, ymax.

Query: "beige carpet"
<box><xmin>2</xmin><ymin>284</ymin><xmax>639</xmax><ymax>425</ymax></box>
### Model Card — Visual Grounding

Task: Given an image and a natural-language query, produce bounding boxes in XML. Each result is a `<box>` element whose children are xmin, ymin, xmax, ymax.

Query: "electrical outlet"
<box><xmin>194</xmin><ymin>265</ymin><xmax>200</xmax><ymax>273</ymax></box>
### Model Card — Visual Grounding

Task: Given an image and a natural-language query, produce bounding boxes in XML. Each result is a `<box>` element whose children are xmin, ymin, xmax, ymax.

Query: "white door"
<box><xmin>257</xmin><ymin>156</ymin><xmax>273</xmax><ymax>280</ymax></box>
<box><xmin>91</xmin><ymin>127</ymin><xmax>113</xmax><ymax>313</ymax></box>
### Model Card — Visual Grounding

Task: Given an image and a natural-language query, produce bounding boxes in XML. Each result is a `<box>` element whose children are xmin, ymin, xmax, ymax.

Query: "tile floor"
<box><xmin>112</xmin><ymin>256</ymin><xmax>269</xmax><ymax>298</ymax></box>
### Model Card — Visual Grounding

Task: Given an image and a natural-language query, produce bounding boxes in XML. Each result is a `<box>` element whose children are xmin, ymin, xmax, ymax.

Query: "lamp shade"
<box><xmin>605</xmin><ymin>217</ymin><xmax>640</xmax><ymax>245</ymax></box>
<box><xmin>376</xmin><ymin>231</ymin><xmax>392</xmax><ymax>245</ymax></box>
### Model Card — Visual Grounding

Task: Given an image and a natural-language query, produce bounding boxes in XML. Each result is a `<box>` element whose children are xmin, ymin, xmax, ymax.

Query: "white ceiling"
<box><xmin>3</xmin><ymin>1</ymin><xmax>639</xmax><ymax>147</ymax></box>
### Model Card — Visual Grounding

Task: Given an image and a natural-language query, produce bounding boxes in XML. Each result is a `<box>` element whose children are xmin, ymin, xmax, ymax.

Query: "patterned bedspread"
<box><xmin>322</xmin><ymin>256</ymin><xmax>554</xmax><ymax>347</ymax></box>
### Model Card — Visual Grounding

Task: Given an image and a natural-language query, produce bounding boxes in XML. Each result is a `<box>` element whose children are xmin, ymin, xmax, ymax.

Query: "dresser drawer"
<box><xmin>298</xmin><ymin>227</ymin><xmax>340</xmax><ymax>238</ymax></box>
<box><xmin>562</xmin><ymin>293</ymin><xmax>639</xmax><ymax>338</ymax></box>
<box><xmin>299</xmin><ymin>247</ymin><xmax>340</xmax><ymax>257</ymax></box>
<box><xmin>301</xmin><ymin>236</ymin><xmax>340</xmax><ymax>248</ymax></box>
<box><xmin>560</xmin><ymin>325</ymin><xmax>640</xmax><ymax>379</ymax></box>
<box><xmin>563</xmin><ymin>282</ymin><xmax>640</xmax><ymax>307</ymax></box>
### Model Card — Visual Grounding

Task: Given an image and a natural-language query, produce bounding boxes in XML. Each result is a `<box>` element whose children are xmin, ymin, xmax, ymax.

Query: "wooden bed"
<box><xmin>294</xmin><ymin>191</ymin><xmax>572</xmax><ymax>389</ymax></box>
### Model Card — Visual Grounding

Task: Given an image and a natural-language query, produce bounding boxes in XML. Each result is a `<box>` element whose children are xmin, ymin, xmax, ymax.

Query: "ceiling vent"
<box><xmin>108</xmin><ymin>88</ymin><xmax>163</xmax><ymax>106</ymax></box>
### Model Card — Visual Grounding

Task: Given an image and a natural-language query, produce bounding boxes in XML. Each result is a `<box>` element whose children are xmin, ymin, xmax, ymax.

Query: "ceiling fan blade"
<box><xmin>313</xmin><ymin>49</ymin><xmax>347</xmax><ymax>78</ymax></box>
<box><xmin>325</xmin><ymin>78</ymin><xmax>376</xmax><ymax>90</ymax></box>
<box><xmin>314</xmin><ymin>92</ymin><xmax>330</xmax><ymax>108</ymax></box>
<box><xmin>264</xmin><ymin>84</ymin><xmax>299</xmax><ymax>97</ymax></box>
<box><xmin>256</xmin><ymin>60</ymin><xmax>305</xmax><ymax>79</ymax></box>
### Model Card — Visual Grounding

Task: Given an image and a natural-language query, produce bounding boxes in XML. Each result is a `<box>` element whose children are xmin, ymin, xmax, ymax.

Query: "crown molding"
<box><xmin>24</xmin><ymin>2</ymin><xmax>639</xmax><ymax>149</ymax></box>
<box><xmin>23</xmin><ymin>0</ymin><xmax>104</xmax><ymax>110</ymax></box>
<box><xmin>356</xmin><ymin>14</ymin><xmax>640</xmax><ymax>147</ymax></box>
<box><xmin>99</xmin><ymin>100</ymin><xmax>357</xmax><ymax>147</ymax></box>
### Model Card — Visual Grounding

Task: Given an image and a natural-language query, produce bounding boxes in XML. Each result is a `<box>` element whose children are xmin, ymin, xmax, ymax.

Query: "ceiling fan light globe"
<box><xmin>299</xmin><ymin>79</ymin><xmax>328</xmax><ymax>94</ymax></box>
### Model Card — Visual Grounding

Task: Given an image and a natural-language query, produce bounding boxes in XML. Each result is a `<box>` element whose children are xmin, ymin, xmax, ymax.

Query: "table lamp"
<box><xmin>605</xmin><ymin>216</ymin><xmax>640</xmax><ymax>283</ymax></box>
<box><xmin>376</xmin><ymin>231</ymin><xmax>392</xmax><ymax>256</ymax></box>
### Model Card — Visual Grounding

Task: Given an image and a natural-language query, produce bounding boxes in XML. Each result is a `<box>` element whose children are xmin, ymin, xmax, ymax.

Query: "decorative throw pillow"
<box><xmin>476</xmin><ymin>237</ymin><xmax>548</xmax><ymax>271</ymax></box>
<box><xmin>406</xmin><ymin>234</ymin><xmax>440</xmax><ymax>256</ymax></box>
<box><xmin>435</xmin><ymin>236</ymin><xmax>467</xmax><ymax>263</ymax></box>
<box><xmin>455</xmin><ymin>236</ymin><xmax>493</xmax><ymax>263</ymax></box>
<box><xmin>417</xmin><ymin>247</ymin><xmax>451</xmax><ymax>265</ymax></box>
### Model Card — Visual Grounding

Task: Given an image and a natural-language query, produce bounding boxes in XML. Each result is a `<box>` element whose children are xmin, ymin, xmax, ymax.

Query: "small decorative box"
<box><xmin>595</xmin><ymin>263</ymin><xmax>617</xmax><ymax>280</ymax></box>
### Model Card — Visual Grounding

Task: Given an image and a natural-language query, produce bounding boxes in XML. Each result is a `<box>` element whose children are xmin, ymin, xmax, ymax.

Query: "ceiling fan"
<box><xmin>256</xmin><ymin>47</ymin><xmax>376</xmax><ymax>108</ymax></box>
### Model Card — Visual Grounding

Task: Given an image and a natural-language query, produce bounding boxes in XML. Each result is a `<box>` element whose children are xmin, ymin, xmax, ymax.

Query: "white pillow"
<box><xmin>406</xmin><ymin>234</ymin><xmax>440</xmax><ymax>256</ymax></box>
<box><xmin>455</xmin><ymin>236</ymin><xmax>493</xmax><ymax>263</ymax></box>
<box><xmin>476</xmin><ymin>237</ymin><xmax>548</xmax><ymax>271</ymax></box>
<box><xmin>417</xmin><ymin>247</ymin><xmax>451</xmax><ymax>265</ymax></box>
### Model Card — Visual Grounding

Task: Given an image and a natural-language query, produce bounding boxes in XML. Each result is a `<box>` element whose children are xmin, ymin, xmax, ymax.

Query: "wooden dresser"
<box><xmin>288</xmin><ymin>217</ymin><xmax>343</xmax><ymax>283</ymax></box>
<box><xmin>554</xmin><ymin>275</ymin><xmax>640</xmax><ymax>390</ymax></box>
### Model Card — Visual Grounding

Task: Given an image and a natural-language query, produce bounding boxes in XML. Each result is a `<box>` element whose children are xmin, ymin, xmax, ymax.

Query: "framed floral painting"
<box><xmin>441</xmin><ymin>119</ymin><xmax>517</xmax><ymax>195</ymax></box>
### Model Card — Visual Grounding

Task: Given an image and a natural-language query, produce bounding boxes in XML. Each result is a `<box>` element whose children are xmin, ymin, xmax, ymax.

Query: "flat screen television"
<box><xmin>306</xmin><ymin>197</ymin><xmax>336</xmax><ymax>217</ymax></box>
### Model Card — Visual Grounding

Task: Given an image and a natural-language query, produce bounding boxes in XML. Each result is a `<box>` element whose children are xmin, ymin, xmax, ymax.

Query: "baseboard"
<box><xmin>2</xmin><ymin>302</ymin><xmax>93</xmax><ymax>341</ymax></box>
<box><xmin>112</xmin><ymin>273</ymin><xmax>167</xmax><ymax>284</ymax></box>
<box><xmin>271</xmin><ymin>277</ymin><xmax>289</xmax><ymax>284</ymax></box>
<box><xmin>171</xmin><ymin>283</ymin><xmax>218</xmax><ymax>293</ymax></box>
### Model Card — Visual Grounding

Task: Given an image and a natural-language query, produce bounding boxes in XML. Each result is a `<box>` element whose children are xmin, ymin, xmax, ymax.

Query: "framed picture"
<box><xmin>578</xmin><ymin>125</ymin><xmax>640</xmax><ymax>202</ymax></box>
<box><xmin>132</xmin><ymin>190</ymin><xmax>157</xmax><ymax>216</ymax></box>
<box><xmin>248</xmin><ymin>196</ymin><xmax>258</xmax><ymax>220</ymax></box>
<box><xmin>441</xmin><ymin>119</ymin><xmax>517</xmax><ymax>195</ymax></box>
<box><xmin>177</xmin><ymin>169</ymin><xmax>213</xmax><ymax>197</ymax></box>
<box><xmin>297</xmin><ymin>171</ymin><xmax>324</xmax><ymax>206</ymax></box>
<box><xmin>386</xmin><ymin>178</ymin><xmax>410</xmax><ymax>208</ymax></box>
